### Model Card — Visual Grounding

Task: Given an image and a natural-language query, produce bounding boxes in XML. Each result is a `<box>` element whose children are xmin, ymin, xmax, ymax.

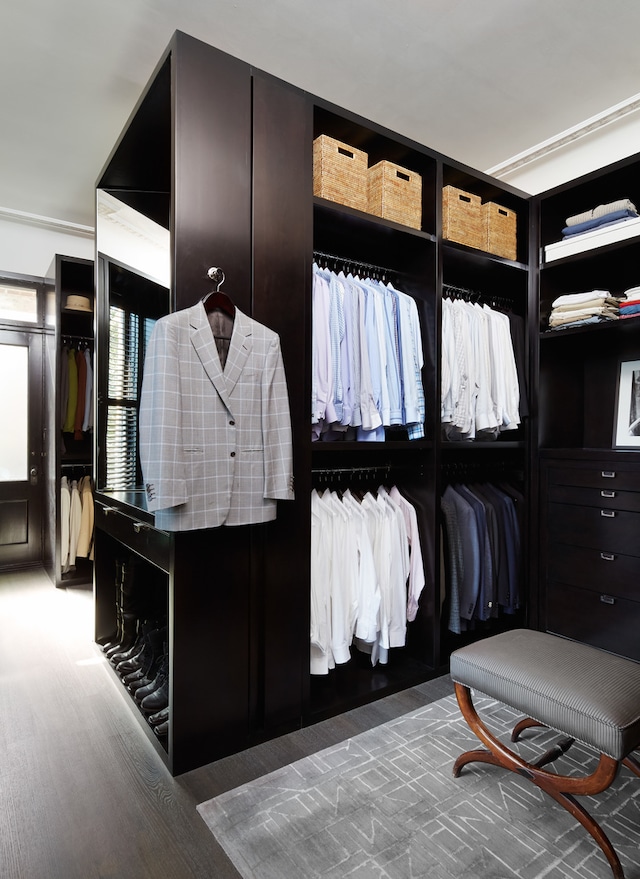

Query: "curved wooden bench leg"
<box><xmin>512</xmin><ymin>716</ymin><xmax>546</xmax><ymax>742</ymax></box>
<box><xmin>453</xmin><ymin>683</ymin><xmax>625</xmax><ymax>879</ymax></box>
<box><xmin>623</xmin><ymin>753</ymin><xmax>640</xmax><ymax>778</ymax></box>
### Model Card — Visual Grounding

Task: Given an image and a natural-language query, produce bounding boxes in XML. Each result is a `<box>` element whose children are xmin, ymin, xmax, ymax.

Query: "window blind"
<box><xmin>105</xmin><ymin>306</ymin><xmax>156</xmax><ymax>491</ymax></box>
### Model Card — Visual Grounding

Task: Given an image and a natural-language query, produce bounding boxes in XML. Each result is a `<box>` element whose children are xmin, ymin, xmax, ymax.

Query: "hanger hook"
<box><xmin>207</xmin><ymin>266</ymin><xmax>225</xmax><ymax>291</ymax></box>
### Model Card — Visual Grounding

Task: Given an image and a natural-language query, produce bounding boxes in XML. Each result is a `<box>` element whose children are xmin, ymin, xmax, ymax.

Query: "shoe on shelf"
<box><xmin>154</xmin><ymin>719</ymin><xmax>168</xmax><ymax>738</ymax></box>
<box><xmin>141</xmin><ymin>678</ymin><xmax>168</xmax><ymax>714</ymax></box>
<box><xmin>148</xmin><ymin>706</ymin><xmax>169</xmax><ymax>727</ymax></box>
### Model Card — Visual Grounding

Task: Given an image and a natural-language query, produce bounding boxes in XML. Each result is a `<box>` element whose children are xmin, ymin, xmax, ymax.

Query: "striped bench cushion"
<box><xmin>450</xmin><ymin>629</ymin><xmax>640</xmax><ymax>760</ymax></box>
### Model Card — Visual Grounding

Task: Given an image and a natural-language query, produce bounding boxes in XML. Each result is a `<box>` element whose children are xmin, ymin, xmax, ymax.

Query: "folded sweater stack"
<box><xmin>620</xmin><ymin>285</ymin><xmax>640</xmax><ymax>320</ymax></box>
<box><xmin>548</xmin><ymin>289</ymin><xmax>621</xmax><ymax>330</ymax></box>
<box><xmin>563</xmin><ymin>198</ymin><xmax>638</xmax><ymax>239</ymax></box>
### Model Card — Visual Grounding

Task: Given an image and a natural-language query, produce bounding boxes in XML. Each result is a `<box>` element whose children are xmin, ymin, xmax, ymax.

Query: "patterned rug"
<box><xmin>197</xmin><ymin>694</ymin><xmax>640</xmax><ymax>879</ymax></box>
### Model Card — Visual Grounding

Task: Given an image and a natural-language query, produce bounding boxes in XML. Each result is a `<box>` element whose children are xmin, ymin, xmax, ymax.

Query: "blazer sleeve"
<box><xmin>261</xmin><ymin>334</ymin><xmax>295</xmax><ymax>501</ymax></box>
<box><xmin>139</xmin><ymin>317</ymin><xmax>189</xmax><ymax>512</ymax></box>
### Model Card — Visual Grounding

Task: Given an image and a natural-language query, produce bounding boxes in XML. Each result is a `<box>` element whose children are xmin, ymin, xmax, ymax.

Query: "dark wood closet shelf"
<box><xmin>313</xmin><ymin>196</ymin><xmax>437</xmax><ymax>242</ymax></box>
<box><xmin>441</xmin><ymin>238</ymin><xmax>529</xmax><ymax>271</ymax></box>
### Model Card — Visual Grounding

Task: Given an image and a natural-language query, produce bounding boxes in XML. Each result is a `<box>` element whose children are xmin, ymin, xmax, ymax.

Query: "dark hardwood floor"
<box><xmin>0</xmin><ymin>567</ymin><xmax>453</xmax><ymax>879</ymax></box>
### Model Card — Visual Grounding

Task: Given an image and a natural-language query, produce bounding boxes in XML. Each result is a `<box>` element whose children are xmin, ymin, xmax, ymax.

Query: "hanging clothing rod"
<box><xmin>311</xmin><ymin>462</ymin><xmax>425</xmax><ymax>483</ymax></box>
<box><xmin>313</xmin><ymin>250</ymin><xmax>401</xmax><ymax>279</ymax></box>
<box><xmin>62</xmin><ymin>334</ymin><xmax>92</xmax><ymax>344</ymax></box>
<box><xmin>312</xmin><ymin>465</ymin><xmax>390</xmax><ymax>475</ymax></box>
<box><xmin>443</xmin><ymin>282</ymin><xmax>515</xmax><ymax>311</ymax></box>
<box><xmin>443</xmin><ymin>283</ymin><xmax>482</xmax><ymax>301</ymax></box>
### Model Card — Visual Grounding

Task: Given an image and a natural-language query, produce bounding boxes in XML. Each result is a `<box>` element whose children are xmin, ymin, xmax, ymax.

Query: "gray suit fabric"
<box><xmin>139</xmin><ymin>302</ymin><xmax>294</xmax><ymax>531</ymax></box>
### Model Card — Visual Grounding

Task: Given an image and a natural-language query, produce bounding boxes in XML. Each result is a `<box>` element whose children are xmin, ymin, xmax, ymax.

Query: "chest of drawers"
<box><xmin>542</xmin><ymin>457</ymin><xmax>640</xmax><ymax>661</ymax></box>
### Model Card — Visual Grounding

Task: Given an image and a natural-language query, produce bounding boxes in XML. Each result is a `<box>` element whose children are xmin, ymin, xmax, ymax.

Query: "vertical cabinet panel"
<box><xmin>251</xmin><ymin>72</ymin><xmax>312</xmax><ymax>729</ymax></box>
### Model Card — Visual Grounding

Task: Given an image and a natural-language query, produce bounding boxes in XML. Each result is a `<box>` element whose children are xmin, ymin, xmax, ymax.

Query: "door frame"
<box><xmin>0</xmin><ymin>271</ymin><xmax>53</xmax><ymax>571</ymax></box>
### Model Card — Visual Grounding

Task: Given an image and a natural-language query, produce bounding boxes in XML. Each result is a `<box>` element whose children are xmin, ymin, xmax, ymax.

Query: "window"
<box><xmin>0</xmin><ymin>284</ymin><xmax>38</xmax><ymax>323</ymax></box>
<box><xmin>98</xmin><ymin>258</ymin><xmax>169</xmax><ymax>496</ymax></box>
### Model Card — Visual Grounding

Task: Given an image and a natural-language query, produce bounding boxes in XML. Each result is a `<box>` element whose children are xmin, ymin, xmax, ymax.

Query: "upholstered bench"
<box><xmin>450</xmin><ymin>629</ymin><xmax>640</xmax><ymax>879</ymax></box>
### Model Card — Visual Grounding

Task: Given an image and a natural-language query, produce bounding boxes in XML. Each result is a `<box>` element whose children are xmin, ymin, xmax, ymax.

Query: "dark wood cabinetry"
<box><xmin>541</xmin><ymin>456</ymin><xmax>640</xmax><ymax>661</ymax></box>
<box><xmin>48</xmin><ymin>254</ymin><xmax>94</xmax><ymax>588</ymax></box>
<box><xmin>93</xmin><ymin>31</ymin><xmax>533</xmax><ymax>775</ymax></box>
<box><xmin>537</xmin><ymin>154</ymin><xmax>640</xmax><ymax>660</ymax></box>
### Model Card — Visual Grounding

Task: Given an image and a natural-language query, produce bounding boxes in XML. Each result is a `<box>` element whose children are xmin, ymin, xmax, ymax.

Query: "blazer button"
<box><xmin>229</xmin><ymin>420</ymin><xmax>235</xmax><ymax>426</ymax></box>
<box><xmin>230</xmin><ymin>451</ymin><xmax>236</xmax><ymax>457</ymax></box>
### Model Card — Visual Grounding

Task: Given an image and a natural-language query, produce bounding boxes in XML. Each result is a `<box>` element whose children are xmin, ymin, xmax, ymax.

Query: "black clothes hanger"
<box><xmin>201</xmin><ymin>266</ymin><xmax>235</xmax><ymax>318</ymax></box>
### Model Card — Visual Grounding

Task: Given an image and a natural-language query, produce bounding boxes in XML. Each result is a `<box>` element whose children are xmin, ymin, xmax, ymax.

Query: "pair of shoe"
<box><xmin>149</xmin><ymin>706</ymin><xmax>168</xmax><ymax>738</ymax></box>
<box><xmin>133</xmin><ymin>647</ymin><xmax>169</xmax><ymax>715</ymax></box>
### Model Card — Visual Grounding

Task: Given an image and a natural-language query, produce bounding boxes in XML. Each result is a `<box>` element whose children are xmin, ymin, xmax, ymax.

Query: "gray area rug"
<box><xmin>197</xmin><ymin>694</ymin><xmax>640</xmax><ymax>878</ymax></box>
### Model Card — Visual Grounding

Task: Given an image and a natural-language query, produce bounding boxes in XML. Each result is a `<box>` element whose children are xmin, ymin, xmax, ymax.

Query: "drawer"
<box><xmin>547</xmin><ymin>465</ymin><xmax>640</xmax><ymax>492</ymax></box>
<box><xmin>546</xmin><ymin>581</ymin><xmax>640</xmax><ymax>662</ymax></box>
<box><xmin>548</xmin><ymin>483</ymin><xmax>640</xmax><ymax>513</ymax></box>
<box><xmin>548</xmin><ymin>502</ymin><xmax>640</xmax><ymax>558</ymax></box>
<box><xmin>95</xmin><ymin>500</ymin><xmax>171</xmax><ymax>572</ymax></box>
<box><xmin>547</xmin><ymin>542</ymin><xmax>640</xmax><ymax>600</ymax></box>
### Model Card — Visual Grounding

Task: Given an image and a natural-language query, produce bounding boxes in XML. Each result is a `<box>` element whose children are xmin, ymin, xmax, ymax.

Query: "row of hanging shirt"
<box><xmin>312</xmin><ymin>262</ymin><xmax>426</xmax><ymax>442</ymax></box>
<box><xmin>60</xmin><ymin>474</ymin><xmax>94</xmax><ymax>573</ymax></box>
<box><xmin>440</xmin><ymin>480</ymin><xmax>522</xmax><ymax>634</ymax></box>
<box><xmin>311</xmin><ymin>485</ymin><xmax>426</xmax><ymax>675</ymax></box>
<box><xmin>61</xmin><ymin>343</ymin><xmax>94</xmax><ymax>440</ymax></box>
<box><xmin>441</xmin><ymin>295</ymin><xmax>525</xmax><ymax>441</ymax></box>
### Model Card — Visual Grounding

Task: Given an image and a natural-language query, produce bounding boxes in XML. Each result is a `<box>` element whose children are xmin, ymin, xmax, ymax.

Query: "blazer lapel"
<box><xmin>190</xmin><ymin>302</ymin><xmax>231</xmax><ymax>409</ymax></box>
<box><xmin>223</xmin><ymin>308</ymin><xmax>253</xmax><ymax>396</ymax></box>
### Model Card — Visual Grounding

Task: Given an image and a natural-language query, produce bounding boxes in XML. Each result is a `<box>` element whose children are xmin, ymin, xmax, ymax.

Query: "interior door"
<box><xmin>0</xmin><ymin>328</ymin><xmax>44</xmax><ymax>568</ymax></box>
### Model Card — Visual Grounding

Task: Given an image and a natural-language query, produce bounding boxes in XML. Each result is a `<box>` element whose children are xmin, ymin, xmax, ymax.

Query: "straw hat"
<box><xmin>65</xmin><ymin>295</ymin><xmax>92</xmax><ymax>312</ymax></box>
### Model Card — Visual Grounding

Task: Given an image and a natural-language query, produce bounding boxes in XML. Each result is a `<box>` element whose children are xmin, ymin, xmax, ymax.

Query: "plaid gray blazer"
<box><xmin>139</xmin><ymin>302</ymin><xmax>294</xmax><ymax>531</ymax></box>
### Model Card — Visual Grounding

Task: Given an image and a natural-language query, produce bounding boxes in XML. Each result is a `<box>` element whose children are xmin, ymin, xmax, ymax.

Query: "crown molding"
<box><xmin>486</xmin><ymin>92</ymin><xmax>640</xmax><ymax>179</ymax></box>
<box><xmin>0</xmin><ymin>205</ymin><xmax>94</xmax><ymax>237</ymax></box>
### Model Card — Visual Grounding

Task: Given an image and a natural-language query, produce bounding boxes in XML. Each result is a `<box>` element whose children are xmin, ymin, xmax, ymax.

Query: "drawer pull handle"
<box><xmin>601</xmin><ymin>471</ymin><xmax>616</xmax><ymax>478</ymax></box>
<box><xmin>102</xmin><ymin>506</ymin><xmax>117</xmax><ymax>516</ymax></box>
<box><xmin>600</xmin><ymin>594</ymin><xmax>616</xmax><ymax>605</ymax></box>
<box><xmin>600</xmin><ymin>490</ymin><xmax>616</xmax><ymax>498</ymax></box>
<box><xmin>600</xmin><ymin>552</ymin><xmax>615</xmax><ymax>561</ymax></box>
<box><xmin>600</xmin><ymin>509</ymin><xmax>616</xmax><ymax>517</ymax></box>
<box><xmin>133</xmin><ymin>522</ymin><xmax>150</xmax><ymax>533</ymax></box>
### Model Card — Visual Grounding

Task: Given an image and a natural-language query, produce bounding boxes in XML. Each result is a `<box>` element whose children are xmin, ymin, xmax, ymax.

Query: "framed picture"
<box><xmin>613</xmin><ymin>359</ymin><xmax>640</xmax><ymax>448</ymax></box>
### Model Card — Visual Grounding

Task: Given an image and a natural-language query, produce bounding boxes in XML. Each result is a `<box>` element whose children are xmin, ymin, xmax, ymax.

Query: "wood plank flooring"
<box><xmin>0</xmin><ymin>567</ymin><xmax>453</xmax><ymax>879</ymax></box>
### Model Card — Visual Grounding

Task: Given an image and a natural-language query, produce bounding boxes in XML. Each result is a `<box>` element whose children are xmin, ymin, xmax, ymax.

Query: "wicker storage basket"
<box><xmin>482</xmin><ymin>201</ymin><xmax>517</xmax><ymax>260</ymax></box>
<box><xmin>313</xmin><ymin>135</ymin><xmax>368</xmax><ymax>212</ymax></box>
<box><xmin>367</xmin><ymin>160</ymin><xmax>422</xmax><ymax>229</ymax></box>
<box><xmin>442</xmin><ymin>185</ymin><xmax>483</xmax><ymax>249</ymax></box>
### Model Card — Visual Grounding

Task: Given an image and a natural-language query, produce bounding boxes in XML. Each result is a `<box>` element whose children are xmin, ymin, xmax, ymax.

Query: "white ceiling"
<box><xmin>2</xmin><ymin>0</ymin><xmax>640</xmax><ymax>229</ymax></box>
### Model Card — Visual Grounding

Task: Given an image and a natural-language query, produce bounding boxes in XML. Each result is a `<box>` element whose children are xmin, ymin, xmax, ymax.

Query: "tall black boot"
<box><xmin>99</xmin><ymin>559</ymin><xmax>124</xmax><ymax>652</ymax></box>
<box><xmin>105</xmin><ymin>558</ymin><xmax>139</xmax><ymax>659</ymax></box>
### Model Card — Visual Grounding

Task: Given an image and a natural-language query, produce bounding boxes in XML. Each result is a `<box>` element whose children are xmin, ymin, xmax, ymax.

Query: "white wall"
<box><xmin>0</xmin><ymin>214</ymin><xmax>93</xmax><ymax>280</ymax></box>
